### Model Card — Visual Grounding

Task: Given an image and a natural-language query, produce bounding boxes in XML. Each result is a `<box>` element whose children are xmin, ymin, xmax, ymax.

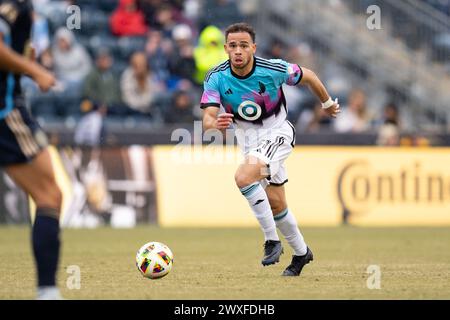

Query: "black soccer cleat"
<box><xmin>261</xmin><ymin>240</ymin><xmax>284</xmax><ymax>266</ymax></box>
<box><xmin>282</xmin><ymin>247</ymin><xmax>314</xmax><ymax>276</ymax></box>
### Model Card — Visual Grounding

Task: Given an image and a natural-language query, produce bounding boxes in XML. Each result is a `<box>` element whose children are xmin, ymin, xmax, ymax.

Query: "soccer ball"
<box><xmin>136</xmin><ymin>242</ymin><xmax>174</xmax><ymax>279</ymax></box>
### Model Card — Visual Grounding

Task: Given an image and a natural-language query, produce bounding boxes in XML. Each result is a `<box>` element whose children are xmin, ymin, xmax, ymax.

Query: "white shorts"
<box><xmin>246</xmin><ymin>120</ymin><xmax>296</xmax><ymax>187</ymax></box>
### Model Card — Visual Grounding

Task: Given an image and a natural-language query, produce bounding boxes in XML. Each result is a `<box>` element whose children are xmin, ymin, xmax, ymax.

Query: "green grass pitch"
<box><xmin>1</xmin><ymin>226</ymin><xmax>449</xmax><ymax>299</ymax></box>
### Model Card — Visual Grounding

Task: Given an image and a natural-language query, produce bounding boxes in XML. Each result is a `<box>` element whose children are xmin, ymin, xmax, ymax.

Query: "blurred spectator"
<box><xmin>193</xmin><ymin>25</ymin><xmax>228</xmax><ymax>84</ymax></box>
<box><xmin>198</xmin><ymin>0</ymin><xmax>243</xmax><ymax>31</ymax></box>
<box><xmin>170</xmin><ymin>0</ymin><xmax>185</xmax><ymax>11</ymax></box>
<box><xmin>376</xmin><ymin>102</ymin><xmax>401</xmax><ymax>146</ymax></box>
<box><xmin>334</xmin><ymin>88</ymin><xmax>373</xmax><ymax>133</ymax></box>
<box><xmin>31</xmin><ymin>11</ymin><xmax>50</xmax><ymax>58</ymax></box>
<box><xmin>381</xmin><ymin>102</ymin><xmax>400</xmax><ymax>127</ymax></box>
<box><xmin>110</xmin><ymin>0</ymin><xmax>149</xmax><ymax>37</ymax></box>
<box><xmin>168</xmin><ymin>24</ymin><xmax>196</xmax><ymax>83</ymax></box>
<box><xmin>154</xmin><ymin>4</ymin><xmax>178</xmax><ymax>38</ymax></box>
<box><xmin>286</xmin><ymin>42</ymin><xmax>318</xmax><ymax>71</ymax></box>
<box><xmin>32</xmin><ymin>0</ymin><xmax>72</xmax><ymax>27</ymax></box>
<box><xmin>139</xmin><ymin>0</ymin><xmax>189</xmax><ymax>30</ymax></box>
<box><xmin>120</xmin><ymin>52</ymin><xmax>164</xmax><ymax>117</ymax></box>
<box><xmin>264</xmin><ymin>39</ymin><xmax>285</xmax><ymax>60</ymax></box>
<box><xmin>83</xmin><ymin>48</ymin><xmax>122</xmax><ymax>112</ymax></box>
<box><xmin>145</xmin><ymin>30</ymin><xmax>172</xmax><ymax>83</ymax></box>
<box><xmin>184</xmin><ymin>0</ymin><xmax>201</xmax><ymax>22</ymax></box>
<box><xmin>377</xmin><ymin>124</ymin><xmax>400</xmax><ymax>146</ymax></box>
<box><xmin>138</xmin><ymin>0</ymin><xmax>164</xmax><ymax>28</ymax></box>
<box><xmin>74</xmin><ymin>102</ymin><xmax>107</xmax><ymax>147</ymax></box>
<box><xmin>302</xmin><ymin>102</ymin><xmax>333</xmax><ymax>133</ymax></box>
<box><xmin>39</xmin><ymin>48</ymin><xmax>54</xmax><ymax>71</ymax></box>
<box><xmin>163</xmin><ymin>90</ymin><xmax>196</xmax><ymax>123</ymax></box>
<box><xmin>321</xmin><ymin>61</ymin><xmax>352</xmax><ymax>100</ymax></box>
<box><xmin>52</xmin><ymin>27</ymin><xmax>92</xmax><ymax>92</ymax></box>
<box><xmin>235</xmin><ymin>0</ymin><xmax>258</xmax><ymax>19</ymax></box>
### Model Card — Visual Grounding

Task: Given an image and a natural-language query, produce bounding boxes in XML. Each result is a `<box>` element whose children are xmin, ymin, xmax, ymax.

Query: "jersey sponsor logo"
<box><xmin>337</xmin><ymin>160</ymin><xmax>450</xmax><ymax>218</ymax></box>
<box><xmin>237</xmin><ymin>100</ymin><xmax>262</xmax><ymax>121</ymax></box>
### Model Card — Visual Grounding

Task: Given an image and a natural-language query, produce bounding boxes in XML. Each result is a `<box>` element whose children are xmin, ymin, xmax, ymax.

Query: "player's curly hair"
<box><xmin>225</xmin><ymin>22</ymin><xmax>256</xmax><ymax>43</ymax></box>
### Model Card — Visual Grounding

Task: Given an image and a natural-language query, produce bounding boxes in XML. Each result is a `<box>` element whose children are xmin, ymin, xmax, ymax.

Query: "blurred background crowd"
<box><xmin>23</xmin><ymin>0</ymin><xmax>450</xmax><ymax>146</ymax></box>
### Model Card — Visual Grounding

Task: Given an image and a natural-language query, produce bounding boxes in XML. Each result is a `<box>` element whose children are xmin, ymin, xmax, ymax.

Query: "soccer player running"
<box><xmin>0</xmin><ymin>0</ymin><xmax>62</xmax><ymax>298</ymax></box>
<box><xmin>201</xmin><ymin>23</ymin><xmax>340</xmax><ymax>276</ymax></box>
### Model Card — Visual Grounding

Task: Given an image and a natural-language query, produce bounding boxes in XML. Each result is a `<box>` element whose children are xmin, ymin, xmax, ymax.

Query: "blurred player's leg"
<box><xmin>5</xmin><ymin>148</ymin><xmax>63</xmax><ymax>299</ymax></box>
<box><xmin>235</xmin><ymin>156</ymin><xmax>283</xmax><ymax>266</ymax></box>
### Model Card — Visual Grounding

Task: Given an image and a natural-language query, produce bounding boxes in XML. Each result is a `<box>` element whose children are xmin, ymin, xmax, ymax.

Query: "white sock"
<box><xmin>240</xmin><ymin>182</ymin><xmax>279</xmax><ymax>241</ymax></box>
<box><xmin>274</xmin><ymin>208</ymin><xmax>307</xmax><ymax>256</ymax></box>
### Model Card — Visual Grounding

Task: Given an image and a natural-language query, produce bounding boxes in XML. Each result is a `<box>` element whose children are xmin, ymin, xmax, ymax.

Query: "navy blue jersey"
<box><xmin>0</xmin><ymin>0</ymin><xmax>33</xmax><ymax>119</ymax></box>
<box><xmin>0</xmin><ymin>0</ymin><xmax>47</xmax><ymax>167</ymax></box>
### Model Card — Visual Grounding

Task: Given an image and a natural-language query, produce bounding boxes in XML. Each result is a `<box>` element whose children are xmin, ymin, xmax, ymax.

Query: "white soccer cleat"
<box><xmin>36</xmin><ymin>286</ymin><xmax>64</xmax><ymax>300</ymax></box>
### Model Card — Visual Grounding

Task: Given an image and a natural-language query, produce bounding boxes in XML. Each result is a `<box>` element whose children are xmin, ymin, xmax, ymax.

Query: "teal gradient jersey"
<box><xmin>200</xmin><ymin>56</ymin><xmax>303</xmax><ymax>126</ymax></box>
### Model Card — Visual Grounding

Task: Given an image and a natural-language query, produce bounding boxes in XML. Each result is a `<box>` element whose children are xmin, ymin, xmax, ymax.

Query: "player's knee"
<box><xmin>270</xmin><ymin>201</ymin><xmax>286</xmax><ymax>216</ymax></box>
<box><xmin>36</xmin><ymin>193</ymin><xmax>62</xmax><ymax>215</ymax></box>
<box><xmin>34</xmin><ymin>180</ymin><xmax>63</xmax><ymax>214</ymax></box>
<box><xmin>234</xmin><ymin>171</ymin><xmax>257</xmax><ymax>189</ymax></box>
<box><xmin>48</xmin><ymin>184</ymin><xmax>62</xmax><ymax>212</ymax></box>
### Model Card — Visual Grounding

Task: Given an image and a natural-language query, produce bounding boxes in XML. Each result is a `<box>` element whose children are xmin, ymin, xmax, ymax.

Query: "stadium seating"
<box><xmin>27</xmin><ymin>0</ymin><xmax>449</xmax><ymax>139</ymax></box>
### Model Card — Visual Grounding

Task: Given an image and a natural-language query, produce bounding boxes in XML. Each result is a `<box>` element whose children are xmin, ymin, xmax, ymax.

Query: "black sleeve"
<box><xmin>200</xmin><ymin>103</ymin><xmax>221</xmax><ymax>109</ymax></box>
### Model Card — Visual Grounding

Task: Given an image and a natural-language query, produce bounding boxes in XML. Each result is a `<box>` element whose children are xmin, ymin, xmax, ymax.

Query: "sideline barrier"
<box><xmin>0</xmin><ymin>146</ymin><xmax>157</xmax><ymax>227</ymax></box>
<box><xmin>1</xmin><ymin>146</ymin><xmax>449</xmax><ymax>227</ymax></box>
<box><xmin>153</xmin><ymin>146</ymin><xmax>450</xmax><ymax>227</ymax></box>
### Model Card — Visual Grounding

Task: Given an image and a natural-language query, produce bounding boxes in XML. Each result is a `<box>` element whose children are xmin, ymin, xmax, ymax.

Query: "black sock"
<box><xmin>32</xmin><ymin>208</ymin><xmax>60</xmax><ymax>287</ymax></box>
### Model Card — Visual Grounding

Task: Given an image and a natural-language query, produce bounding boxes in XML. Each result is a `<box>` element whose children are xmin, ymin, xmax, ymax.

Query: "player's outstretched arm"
<box><xmin>202</xmin><ymin>107</ymin><xmax>234</xmax><ymax>132</ymax></box>
<box><xmin>300</xmin><ymin>67</ymin><xmax>340</xmax><ymax>118</ymax></box>
<box><xmin>0</xmin><ymin>39</ymin><xmax>55</xmax><ymax>92</ymax></box>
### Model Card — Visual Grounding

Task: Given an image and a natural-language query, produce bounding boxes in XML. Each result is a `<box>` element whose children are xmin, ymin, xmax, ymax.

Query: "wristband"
<box><xmin>321</xmin><ymin>97</ymin><xmax>335</xmax><ymax>109</ymax></box>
